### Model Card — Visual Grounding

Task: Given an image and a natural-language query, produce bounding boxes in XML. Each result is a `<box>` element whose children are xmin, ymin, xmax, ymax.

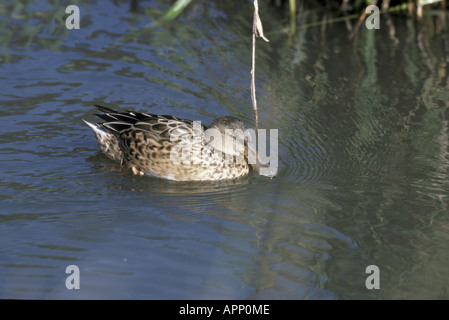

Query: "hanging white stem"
<box><xmin>251</xmin><ymin>0</ymin><xmax>269</xmax><ymax>130</ymax></box>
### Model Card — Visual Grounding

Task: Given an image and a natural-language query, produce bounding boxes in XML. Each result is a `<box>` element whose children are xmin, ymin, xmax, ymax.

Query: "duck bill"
<box><xmin>247</xmin><ymin>143</ymin><xmax>277</xmax><ymax>179</ymax></box>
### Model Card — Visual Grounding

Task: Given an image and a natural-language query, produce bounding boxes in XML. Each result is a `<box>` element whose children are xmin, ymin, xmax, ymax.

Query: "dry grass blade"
<box><xmin>251</xmin><ymin>0</ymin><xmax>269</xmax><ymax>131</ymax></box>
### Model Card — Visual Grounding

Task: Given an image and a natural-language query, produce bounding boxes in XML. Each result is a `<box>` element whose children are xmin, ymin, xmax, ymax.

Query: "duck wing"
<box><xmin>93</xmin><ymin>104</ymin><xmax>205</xmax><ymax>138</ymax></box>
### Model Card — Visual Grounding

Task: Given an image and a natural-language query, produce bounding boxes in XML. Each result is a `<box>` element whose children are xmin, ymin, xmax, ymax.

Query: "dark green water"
<box><xmin>1</xmin><ymin>0</ymin><xmax>449</xmax><ymax>299</ymax></box>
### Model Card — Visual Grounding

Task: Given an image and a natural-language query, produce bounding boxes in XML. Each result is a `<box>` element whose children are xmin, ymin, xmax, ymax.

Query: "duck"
<box><xmin>84</xmin><ymin>105</ymin><xmax>277</xmax><ymax>181</ymax></box>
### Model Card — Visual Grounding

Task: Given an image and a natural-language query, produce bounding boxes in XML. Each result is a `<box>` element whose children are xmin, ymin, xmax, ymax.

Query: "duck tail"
<box><xmin>83</xmin><ymin>119</ymin><xmax>113</xmax><ymax>138</ymax></box>
<box><xmin>83</xmin><ymin>119</ymin><xmax>123</xmax><ymax>162</ymax></box>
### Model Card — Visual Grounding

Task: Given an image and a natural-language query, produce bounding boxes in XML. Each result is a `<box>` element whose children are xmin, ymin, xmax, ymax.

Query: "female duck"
<box><xmin>84</xmin><ymin>105</ymin><xmax>276</xmax><ymax>181</ymax></box>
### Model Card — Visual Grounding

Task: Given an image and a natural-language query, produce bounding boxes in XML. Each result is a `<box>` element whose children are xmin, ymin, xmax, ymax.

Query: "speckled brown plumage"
<box><xmin>84</xmin><ymin>105</ymin><xmax>252</xmax><ymax>181</ymax></box>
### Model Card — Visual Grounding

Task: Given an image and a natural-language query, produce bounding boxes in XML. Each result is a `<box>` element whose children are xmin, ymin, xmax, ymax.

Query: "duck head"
<box><xmin>208</xmin><ymin>116</ymin><xmax>277</xmax><ymax>178</ymax></box>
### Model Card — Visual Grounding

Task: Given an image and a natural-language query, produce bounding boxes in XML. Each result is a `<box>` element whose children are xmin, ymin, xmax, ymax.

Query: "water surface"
<box><xmin>1</xmin><ymin>0</ymin><xmax>449</xmax><ymax>299</ymax></box>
